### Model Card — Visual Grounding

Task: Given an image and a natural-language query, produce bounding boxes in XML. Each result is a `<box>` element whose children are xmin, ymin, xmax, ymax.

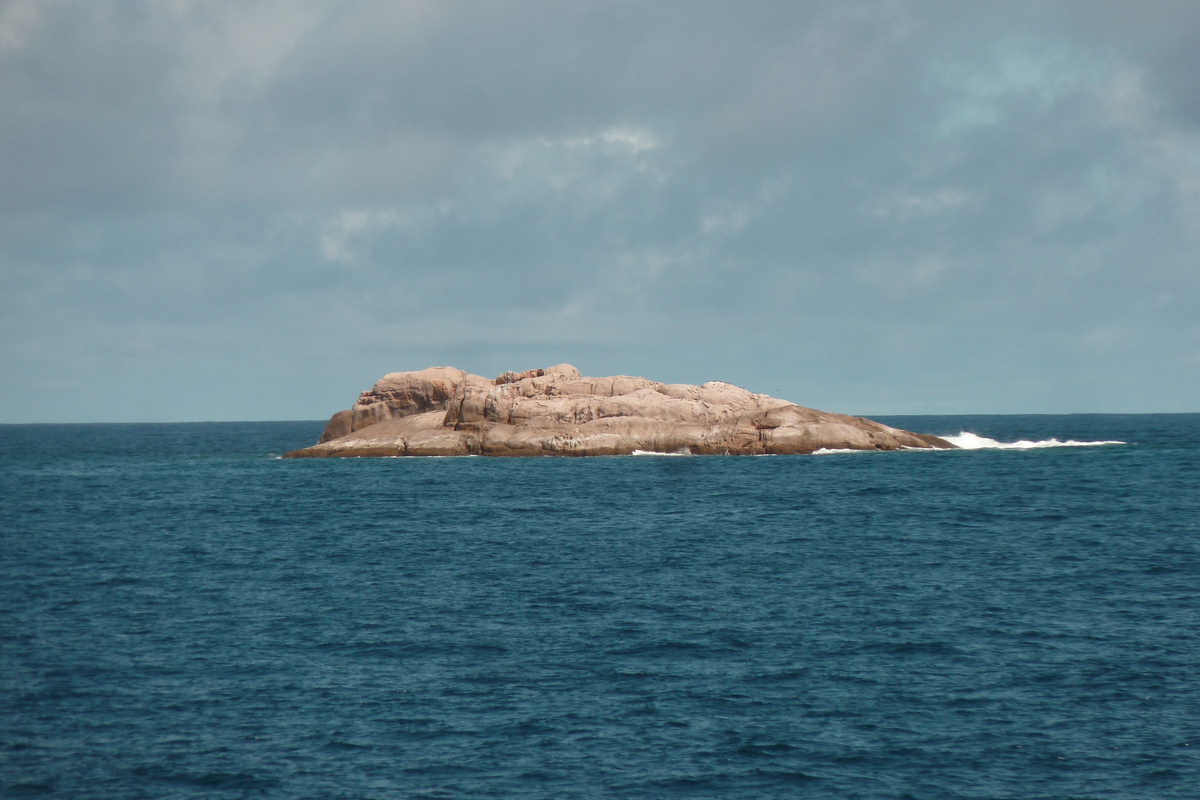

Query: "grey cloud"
<box><xmin>2</xmin><ymin>0</ymin><xmax>1199</xmax><ymax>420</ymax></box>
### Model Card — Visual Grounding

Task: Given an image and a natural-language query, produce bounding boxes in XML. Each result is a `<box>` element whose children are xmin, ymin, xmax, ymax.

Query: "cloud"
<box><xmin>2</xmin><ymin>0</ymin><xmax>1200</xmax><ymax>420</ymax></box>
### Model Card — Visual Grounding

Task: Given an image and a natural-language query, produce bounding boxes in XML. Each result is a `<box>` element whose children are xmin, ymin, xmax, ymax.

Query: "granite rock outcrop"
<box><xmin>284</xmin><ymin>364</ymin><xmax>954</xmax><ymax>458</ymax></box>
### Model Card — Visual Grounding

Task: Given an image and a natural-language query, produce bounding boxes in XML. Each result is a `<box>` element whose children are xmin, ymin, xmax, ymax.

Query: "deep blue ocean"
<box><xmin>2</xmin><ymin>415</ymin><xmax>1198</xmax><ymax>799</ymax></box>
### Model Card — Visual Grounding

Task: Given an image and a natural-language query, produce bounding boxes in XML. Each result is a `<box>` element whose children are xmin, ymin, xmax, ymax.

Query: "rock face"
<box><xmin>285</xmin><ymin>364</ymin><xmax>954</xmax><ymax>458</ymax></box>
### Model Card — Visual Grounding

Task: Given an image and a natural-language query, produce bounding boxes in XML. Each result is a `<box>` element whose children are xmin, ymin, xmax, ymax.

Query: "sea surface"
<box><xmin>2</xmin><ymin>415</ymin><xmax>1198</xmax><ymax>799</ymax></box>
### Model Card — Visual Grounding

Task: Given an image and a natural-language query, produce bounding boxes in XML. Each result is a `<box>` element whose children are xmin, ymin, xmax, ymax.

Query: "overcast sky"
<box><xmin>3</xmin><ymin>0</ymin><xmax>1199</xmax><ymax>421</ymax></box>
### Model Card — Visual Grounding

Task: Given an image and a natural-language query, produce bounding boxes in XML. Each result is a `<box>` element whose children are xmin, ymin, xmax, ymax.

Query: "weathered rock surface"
<box><xmin>284</xmin><ymin>364</ymin><xmax>955</xmax><ymax>458</ymax></box>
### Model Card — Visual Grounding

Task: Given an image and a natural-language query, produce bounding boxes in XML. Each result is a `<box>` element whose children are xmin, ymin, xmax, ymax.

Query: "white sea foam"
<box><xmin>941</xmin><ymin>432</ymin><xmax>1126</xmax><ymax>450</ymax></box>
<box><xmin>811</xmin><ymin>448</ymin><xmax>868</xmax><ymax>455</ymax></box>
<box><xmin>631</xmin><ymin>448</ymin><xmax>692</xmax><ymax>456</ymax></box>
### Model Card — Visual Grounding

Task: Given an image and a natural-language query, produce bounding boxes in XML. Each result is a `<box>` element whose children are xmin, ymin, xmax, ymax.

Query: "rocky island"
<box><xmin>284</xmin><ymin>364</ymin><xmax>954</xmax><ymax>458</ymax></box>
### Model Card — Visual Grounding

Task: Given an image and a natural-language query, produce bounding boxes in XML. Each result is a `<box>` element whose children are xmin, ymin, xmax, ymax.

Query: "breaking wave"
<box><xmin>941</xmin><ymin>432</ymin><xmax>1126</xmax><ymax>450</ymax></box>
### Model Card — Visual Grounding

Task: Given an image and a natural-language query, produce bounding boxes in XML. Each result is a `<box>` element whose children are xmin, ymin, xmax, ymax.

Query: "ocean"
<box><xmin>2</xmin><ymin>414</ymin><xmax>1198</xmax><ymax>799</ymax></box>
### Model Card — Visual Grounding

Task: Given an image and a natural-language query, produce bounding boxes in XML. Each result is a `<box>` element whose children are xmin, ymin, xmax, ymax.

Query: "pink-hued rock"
<box><xmin>284</xmin><ymin>364</ymin><xmax>955</xmax><ymax>458</ymax></box>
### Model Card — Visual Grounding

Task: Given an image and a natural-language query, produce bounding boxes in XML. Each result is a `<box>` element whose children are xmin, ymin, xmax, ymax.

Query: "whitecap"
<box><xmin>941</xmin><ymin>431</ymin><xmax>1126</xmax><ymax>450</ymax></box>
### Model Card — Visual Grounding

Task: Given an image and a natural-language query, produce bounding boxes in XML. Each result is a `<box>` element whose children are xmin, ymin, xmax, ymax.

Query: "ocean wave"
<box><xmin>941</xmin><ymin>432</ymin><xmax>1126</xmax><ymax>450</ymax></box>
<box><xmin>631</xmin><ymin>448</ymin><xmax>693</xmax><ymax>456</ymax></box>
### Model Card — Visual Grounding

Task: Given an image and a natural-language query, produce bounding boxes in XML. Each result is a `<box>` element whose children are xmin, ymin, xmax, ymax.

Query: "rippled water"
<box><xmin>2</xmin><ymin>415</ymin><xmax>1198</xmax><ymax>799</ymax></box>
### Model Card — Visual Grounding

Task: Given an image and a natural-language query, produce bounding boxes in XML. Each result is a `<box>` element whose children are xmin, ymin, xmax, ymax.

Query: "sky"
<box><xmin>2</xmin><ymin>0</ymin><xmax>1199</xmax><ymax>422</ymax></box>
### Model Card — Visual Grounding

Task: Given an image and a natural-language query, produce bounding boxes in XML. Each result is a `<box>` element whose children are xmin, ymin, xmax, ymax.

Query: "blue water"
<box><xmin>2</xmin><ymin>415</ymin><xmax>1198</xmax><ymax>799</ymax></box>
